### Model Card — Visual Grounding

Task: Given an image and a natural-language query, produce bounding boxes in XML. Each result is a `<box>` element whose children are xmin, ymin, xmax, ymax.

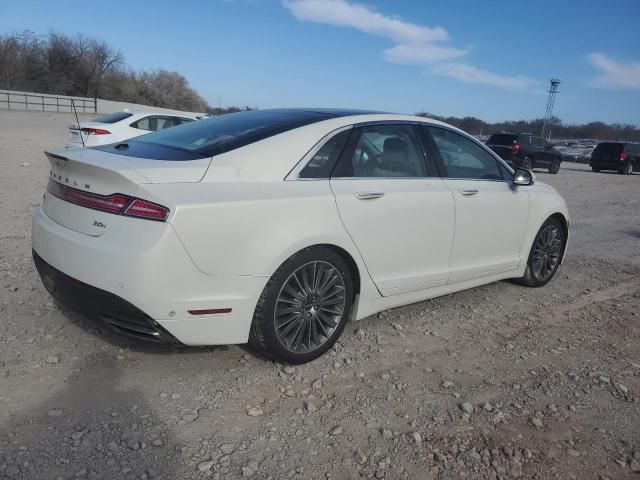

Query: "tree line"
<box><xmin>0</xmin><ymin>31</ymin><xmax>245</xmax><ymax>113</ymax></box>
<box><xmin>417</xmin><ymin>113</ymin><xmax>640</xmax><ymax>142</ymax></box>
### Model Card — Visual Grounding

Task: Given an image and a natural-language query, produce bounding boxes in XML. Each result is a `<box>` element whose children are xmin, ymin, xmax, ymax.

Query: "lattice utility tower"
<box><xmin>541</xmin><ymin>78</ymin><xmax>561</xmax><ymax>140</ymax></box>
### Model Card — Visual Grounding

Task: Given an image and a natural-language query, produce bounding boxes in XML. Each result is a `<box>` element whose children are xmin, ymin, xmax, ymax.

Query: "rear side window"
<box><xmin>487</xmin><ymin>134</ymin><xmax>517</xmax><ymax>146</ymax></box>
<box><xmin>429</xmin><ymin>127</ymin><xmax>504</xmax><ymax>181</ymax></box>
<box><xmin>299</xmin><ymin>129</ymin><xmax>351</xmax><ymax>178</ymax></box>
<box><xmin>93</xmin><ymin>112</ymin><xmax>133</xmax><ymax>124</ymax></box>
<box><xmin>333</xmin><ymin>124</ymin><xmax>427</xmax><ymax>178</ymax></box>
<box><xmin>134</xmin><ymin>110</ymin><xmax>334</xmax><ymax>157</ymax></box>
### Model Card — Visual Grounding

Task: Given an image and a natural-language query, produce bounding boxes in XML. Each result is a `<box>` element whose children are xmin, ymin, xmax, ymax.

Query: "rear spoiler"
<box><xmin>45</xmin><ymin>151</ymin><xmax>69</xmax><ymax>162</ymax></box>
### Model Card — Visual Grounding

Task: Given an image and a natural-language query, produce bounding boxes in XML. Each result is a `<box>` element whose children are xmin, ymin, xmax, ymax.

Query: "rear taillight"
<box><xmin>511</xmin><ymin>143</ymin><xmax>521</xmax><ymax>154</ymax></box>
<box><xmin>123</xmin><ymin>199</ymin><xmax>170</xmax><ymax>221</ymax></box>
<box><xmin>47</xmin><ymin>180</ymin><xmax>169</xmax><ymax>222</ymax></box>
<box><xmin>80</xmin><ymin>128</ymin><xmax>111</xmax><ymax>135</ymax></box>
<box><xmin>620</xmin><ymin>151</ymin><xmax>627</xmax><ymax>161</ymax></box>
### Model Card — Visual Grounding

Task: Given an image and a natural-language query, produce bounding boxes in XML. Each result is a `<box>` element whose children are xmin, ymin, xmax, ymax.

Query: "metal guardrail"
<box><xmin>0</xmin><ymin>91</ymin><xmax>97</xmax><ymax>113</ymax></box>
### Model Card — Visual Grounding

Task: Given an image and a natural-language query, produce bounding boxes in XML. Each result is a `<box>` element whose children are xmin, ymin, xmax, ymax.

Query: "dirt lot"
<box><xmin>1</xmin><ymin>110</ymin><xmax>639</xmax><ymax>480</ymax></box>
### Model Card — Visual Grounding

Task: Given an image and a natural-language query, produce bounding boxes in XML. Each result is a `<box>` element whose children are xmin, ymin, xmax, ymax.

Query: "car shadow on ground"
<box><xmin>0</xmin><ymin>355</ymin><xmax>182</xmax><ymax>479</ymax></box>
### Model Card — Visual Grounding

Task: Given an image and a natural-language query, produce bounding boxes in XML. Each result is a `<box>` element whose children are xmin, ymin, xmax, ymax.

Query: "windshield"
<box><xmin>93</xmin><ymin>112</ymin><xmax>133</xmax><ymax>123</ymax></box>
<box><xmin>487</xmin><ymin>134</ymin><xmax>517</xmax><ymax>146</ymax></box>
<box><xmin>133</xmin><ymin>109</ymin><xmax>335</xmax><ymax>157</ymax></box>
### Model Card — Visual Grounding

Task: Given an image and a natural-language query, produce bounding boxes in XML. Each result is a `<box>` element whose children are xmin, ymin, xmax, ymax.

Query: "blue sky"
<box><xmin>2</xmin><ymin>0</ymin><xmax>639</xmax><ymax>125</ymax></box>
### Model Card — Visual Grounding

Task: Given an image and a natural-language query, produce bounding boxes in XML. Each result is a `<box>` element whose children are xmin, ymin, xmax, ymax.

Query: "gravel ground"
<box><xmin>1</xmin><ymin>110</ymin><xmax>639</xmax><ymax>480</ymax></box>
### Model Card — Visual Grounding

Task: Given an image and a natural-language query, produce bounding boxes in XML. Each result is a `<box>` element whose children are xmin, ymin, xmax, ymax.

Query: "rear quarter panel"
<box><xmin>150</xmin><ymin>180</ymin><xmax>378</xmax><ymax>294</ymax></box>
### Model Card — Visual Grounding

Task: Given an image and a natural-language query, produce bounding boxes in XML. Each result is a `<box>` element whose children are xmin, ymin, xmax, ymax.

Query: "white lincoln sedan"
<box><xmin>33</xmin><ymin>109</ymin><xmax>569</xmax><ymax>363</ymax></box>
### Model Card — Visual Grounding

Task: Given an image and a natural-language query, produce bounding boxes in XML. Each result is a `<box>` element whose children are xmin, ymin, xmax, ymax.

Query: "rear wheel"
<box><xmin>249</xmin><ymin>247</ymin><xmax>354</xmax><ymax>364</ymax></box>
<box><xmin>516</xmin><ymin>217</ymin><xmax>565</xmax><ymax>287</ymax></box>
<box><xmin>522</xmin><ymin>156</ymin><xmax>533</xmax><ymax>170</ymax></box>
<box><xmin>549</xmin><ymin>158</ymin><xmax>561</xmax><ymax>174</ymax></box>
<box><xmin>591</xmin><ymin>166</ymin><xmax>600</xmax><ymax>172</ymax></box>
<box><xmin>623</xmin><ymin>162</ymin><xmax>633</xmax><ymax>175</ymax></box>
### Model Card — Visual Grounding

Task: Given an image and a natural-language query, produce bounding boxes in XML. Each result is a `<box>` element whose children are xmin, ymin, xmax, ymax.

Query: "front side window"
<box><xmin>334</xmin><ymin>124</ymin><xmax>427</xmax><ymax>178</ymax></box>
<box><xmin>299</xmin><ymin>129</ymin><xmax>351</xmax><ymax>178</ymax></box>
<box><xmin>428</xmin><ymin>127</ymin><xmax>504</xmax><ymax>181</ymax></box>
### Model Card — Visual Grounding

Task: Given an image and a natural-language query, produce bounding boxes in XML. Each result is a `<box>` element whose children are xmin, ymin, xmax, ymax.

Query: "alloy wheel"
<box><xmin>274</xmin><ymin>261</ymin><xmax>346</xmax><ymax>353</ymax></box>
<box><xmin>531</xmin><ymin>225</ymin><xmax>562</xmax><ymax>282</ymax></box>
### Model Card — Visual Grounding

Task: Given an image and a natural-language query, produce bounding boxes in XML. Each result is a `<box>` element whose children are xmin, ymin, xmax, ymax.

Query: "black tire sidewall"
<box><xmin>525</xmin><ymin>218</ymin><xmax>565</xmax><ymax>287</ymax></box>
<box><xmin>254</xmin><ymin>247</ymin><xmax>354</xmax><ymax>364</ymax></box>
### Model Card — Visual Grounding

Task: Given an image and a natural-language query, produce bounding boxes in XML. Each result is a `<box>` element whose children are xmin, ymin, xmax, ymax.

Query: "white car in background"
<box><xmin>34</xmin><ymin>109</ymin><xmax>569</xmax><ymax>364</ymax></box>
<box><xmin>65</xmin><ymin>111</ymin><xmax>196</xmax><ymax>148</ymax></box>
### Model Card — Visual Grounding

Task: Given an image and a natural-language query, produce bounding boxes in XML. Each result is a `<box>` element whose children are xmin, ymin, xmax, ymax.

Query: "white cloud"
<box><xmin>588</xmin><ymin>53</ymin><xmax>640</xmax><ymax>90</ymax></box>
<box><xmin>384</xmin><ymin>43</ymin><xmax>467</xmax><ymax>64</ymax></box>
<box><xmin>431</xmin><ymin>63</ymin><xmax>535</xmax><ymax>91</ymax></box>
<box><xmin>282</xmin><ymin>0</ymin><xmax>533</xmax><ymax>90</ymax></box>
<box><xmin>283</xmin><ymin>0</ymin><xmax>448</xmax><ymax>44</ymax></box>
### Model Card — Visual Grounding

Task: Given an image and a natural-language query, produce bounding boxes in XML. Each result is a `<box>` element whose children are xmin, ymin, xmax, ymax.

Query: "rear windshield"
<box><xmin>487</xmin><ymin>134</ymin><xmax>517</xmax><ymax>145</ymax></box>
<box><xmin>93</xmin><ymin>112</ymin><xmax>133</xmax><ymax>124</ymax></box>
<box><xmin>132</xmin><ymin>109</ymin><xmax>335</xmax><ymax>157</ymax></box>
<box><xmin>593</xmin><ymin>143</ymin><xmax>623</xmax><ymax>154</ymax></box>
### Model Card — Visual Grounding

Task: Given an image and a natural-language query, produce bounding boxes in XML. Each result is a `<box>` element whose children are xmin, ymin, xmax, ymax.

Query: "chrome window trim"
<box><xmin>285</xmin><ymin>125</ymin><xmax>354</xmax><ymax>181</ymax></box>
<box><xmin>285</xmin><ymin>119</ymin><xmax>515</xmax><ymax>182</ymax></box>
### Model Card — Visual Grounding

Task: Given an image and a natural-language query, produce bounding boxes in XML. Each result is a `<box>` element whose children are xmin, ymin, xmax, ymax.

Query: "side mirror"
<box><xmin>513</xmin><ymin>167</ymin><xmax>535</xmax><ymax>186</ymax></box>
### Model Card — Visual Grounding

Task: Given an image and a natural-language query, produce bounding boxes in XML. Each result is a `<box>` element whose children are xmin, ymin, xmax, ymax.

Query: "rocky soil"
<box><xmin>1</xmin><ymin>111</ymin><xmax>639</xmax><ymax>479</ymax></box>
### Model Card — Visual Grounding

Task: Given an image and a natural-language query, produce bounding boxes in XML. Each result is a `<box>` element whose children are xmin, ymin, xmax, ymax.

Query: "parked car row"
<box><xmin>485</xmin><ymin>132</ymin><xmax>638</xmax><ymax>176</ymax></box>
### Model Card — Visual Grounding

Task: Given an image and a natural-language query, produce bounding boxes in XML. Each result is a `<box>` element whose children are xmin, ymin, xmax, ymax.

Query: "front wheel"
<box><xmin>516</xmin><ymin>217</ymin><xmax>565</xmax><ymax>287</ymax></box>
<box><xmin>591</xmin><ymin>166</ymin><xmax>600</xmax><ymax>172</ymax></box>
<box><xmin>549</xmin><ymin>158</ymin><xmax>561</xmax><ymax>174</ymax></box>
<box><xmin>249</xmin><ymin>247</ymin><xmax>354</xmax><ymax>364</ymax></box>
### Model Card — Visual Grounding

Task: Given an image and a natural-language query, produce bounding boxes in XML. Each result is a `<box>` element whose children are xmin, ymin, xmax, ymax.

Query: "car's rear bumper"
<box><xmin>33</xmin><ymin>251</ymin><xmax>180</xmax><ymax>343</ymax></box>
<box><xmin>590</xmin><ymin>160</ymin><xmax>624</xmax><ymax>170</ymax></box>
<box><xmin>32</xmin><ymin>205</ymin><xmax>265</xmax><ymax>346</ymax></box>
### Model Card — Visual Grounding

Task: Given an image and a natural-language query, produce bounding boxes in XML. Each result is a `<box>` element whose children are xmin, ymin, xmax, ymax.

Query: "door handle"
<box><xmin>460</xmin><ymin>189</ymin><xmax>479</xmax><ymax>196</ymax></box>
<box><xmin>354</xmin><ymin>191</ymin><xmax>385</xmax><ymax>200</ymax></box>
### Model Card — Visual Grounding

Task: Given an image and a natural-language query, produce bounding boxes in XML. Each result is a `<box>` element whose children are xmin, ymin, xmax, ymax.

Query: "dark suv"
<box><xmin>486</xmin><ymin>133</ymin><xmax>562</xmax><ymax>174</ymax></box>
<box><xmin>590</xmin><ymin>142</ymin><xmax>639</xmax><ymax>175</ymax></box>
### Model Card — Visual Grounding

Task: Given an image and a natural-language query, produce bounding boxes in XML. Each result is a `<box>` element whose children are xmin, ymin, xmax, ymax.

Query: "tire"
<box><xmin>549</xmin><ymin>158</ymin><xmax>561</xmax><ymax>174</ymax></box>
<box><xmin>249</xmin><ymin>246</ymin><xmax>354</xmax><ymax>364</ymax></box>
<box><xmin>623</xmin><ymin>162</ymin><xmax>633</xmax><ymax>175</ymax></box>
<box><xmin>522</xmin><ymin>156</ymin><xmax>533</xmax><ymax>170</ymax></box>
<box><xmin>516</xmin><ymin>217</ymin><xmax>565</xmax><ymax>288</ymax></box>
<box><xmin>591</xmin><ymin>167</ymin><xmax>600</xmax><ymax>172</ymax></box>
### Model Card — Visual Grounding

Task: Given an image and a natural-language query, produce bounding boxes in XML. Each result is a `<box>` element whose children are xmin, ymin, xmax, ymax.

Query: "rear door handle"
<box><xmin>460</xmin><ymin>189</ymin><xmax>479</xmax><ymax>196</ymax></box>
<box><xmin>354</xmin><ymin>191</ymin><xmax>385</xmax><ymax>200</ymax></box>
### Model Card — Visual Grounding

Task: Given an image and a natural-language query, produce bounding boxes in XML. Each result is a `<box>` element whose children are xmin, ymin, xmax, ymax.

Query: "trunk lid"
<box><xmin>43</xmin><ymin>147</ymin><xmax>211</xmax><ymax>236</ymax></box>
